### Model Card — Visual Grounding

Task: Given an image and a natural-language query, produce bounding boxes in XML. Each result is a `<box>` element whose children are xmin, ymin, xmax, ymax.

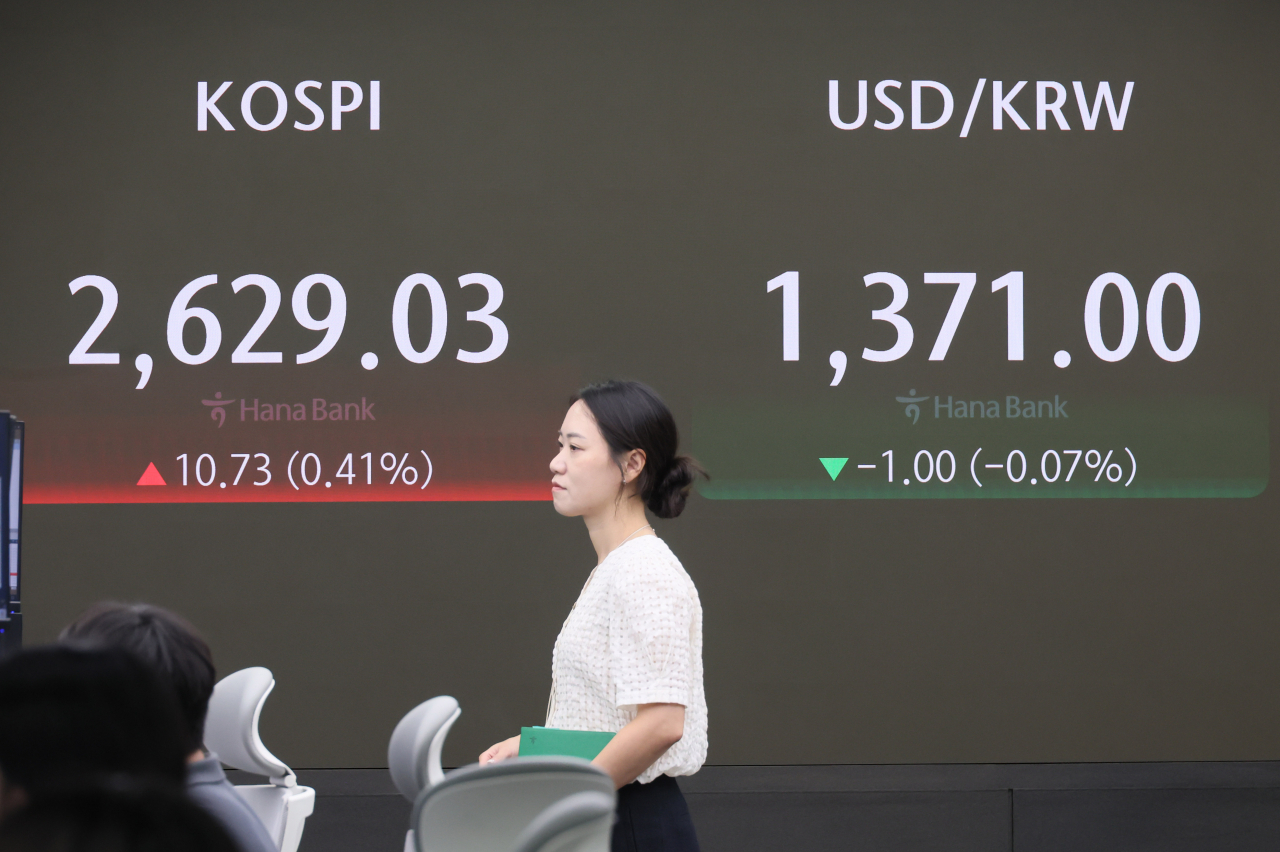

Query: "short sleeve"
<box><xmin>609</xmin><ymin>554</ymin><xmax>694</xmax><ymax>708</ymax></box>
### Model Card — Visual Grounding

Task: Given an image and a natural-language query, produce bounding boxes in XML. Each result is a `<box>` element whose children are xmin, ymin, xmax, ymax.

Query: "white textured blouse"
<box><xmin>546</xmin><ymin>535</ymin><xmax>707</xmax><ymax>784</ymax></box>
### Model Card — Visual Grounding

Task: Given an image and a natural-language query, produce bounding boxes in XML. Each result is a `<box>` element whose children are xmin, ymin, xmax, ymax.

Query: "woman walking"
<box><xmin>481</xmin><ymin>380</ymin><xmax>707</xmax><ymax>852</ymax></box>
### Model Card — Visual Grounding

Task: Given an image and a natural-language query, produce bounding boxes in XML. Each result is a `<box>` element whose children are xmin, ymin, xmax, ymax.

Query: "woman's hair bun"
<box><xmin>646</xmin><ymin>455</ymin><xmax>707</xmax><ymax>519</ymax></box>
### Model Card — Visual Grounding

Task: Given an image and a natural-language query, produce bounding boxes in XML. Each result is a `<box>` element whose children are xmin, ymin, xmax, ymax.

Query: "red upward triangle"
<box><xmin>136</xmin><ymin>463</ymin><xmax>166</xmax><ymax>486</ymax></box>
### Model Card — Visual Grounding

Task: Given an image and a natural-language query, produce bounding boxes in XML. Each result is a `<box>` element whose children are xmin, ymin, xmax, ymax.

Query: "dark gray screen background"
<box><xmin>3</xmin><ymin>0</ymin><xmax>1278</xmax><ymax>768</ymax></box>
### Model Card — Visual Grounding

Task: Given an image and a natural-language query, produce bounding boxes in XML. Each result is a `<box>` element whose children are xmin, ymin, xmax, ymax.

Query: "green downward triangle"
<box><xmin>819</xmin><ymin>458</ymin><xmax>849</xmax><ymax>481</ymax></box>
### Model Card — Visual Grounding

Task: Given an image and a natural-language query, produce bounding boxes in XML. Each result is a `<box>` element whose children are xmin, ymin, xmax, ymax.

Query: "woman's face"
<box><xmin>550</xmin><ymin>400</ymin><xmax>620</xmax><ymax>517</ymax></box>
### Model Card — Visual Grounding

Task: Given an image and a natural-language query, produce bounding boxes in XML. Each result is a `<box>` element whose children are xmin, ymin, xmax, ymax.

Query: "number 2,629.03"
<box><xmin>68</xmin><ymin>271</ymin><xmax>509</xmax><ymax>370</ymax></box>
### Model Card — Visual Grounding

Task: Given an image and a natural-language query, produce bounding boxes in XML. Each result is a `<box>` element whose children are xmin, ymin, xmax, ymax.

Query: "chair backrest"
<box><xmin>205</xmin><ymin>667</ymin><xmax>293</xmax><ymax>785</ymax></box>
<box><xmin>388</xmin><ymin>696</ymin><xmax>461</xmax><ymax>802</ymax></box>
<box><xmin>204</xmin><ymin>667</ymin><xmax>315</xmax><ymax>852</ymax></box>
<box><xmin>410</xmin><ymin>757</ymin><xmax>615</xmax><ymax>852</ymax></box>
<box><xmin>511</xmin><ymin>790</ymin><xmax>615</xmax><ymax>852</ymax></box>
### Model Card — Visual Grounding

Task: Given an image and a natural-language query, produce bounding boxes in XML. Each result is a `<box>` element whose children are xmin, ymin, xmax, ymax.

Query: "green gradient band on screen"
<box><xmin>691</xmin><ymin>396</ymin><xmax>1268</xmax><ymax>499</ymax></box>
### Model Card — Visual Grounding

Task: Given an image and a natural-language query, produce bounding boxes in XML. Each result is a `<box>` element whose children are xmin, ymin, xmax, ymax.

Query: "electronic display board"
<box><xmin>1</xmin><ymin>0</ymin><xmax>1276</xmax><ymax>767</ymax></box>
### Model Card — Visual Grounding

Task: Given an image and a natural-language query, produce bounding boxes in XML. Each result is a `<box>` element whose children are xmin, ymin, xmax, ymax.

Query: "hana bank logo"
<box><xmin>896</xmin><ymin>390</ymin><xmax>930</xmax><ymax>425</ymax></box>
<box><xmin>895</xmin><ymin>390</ymin><xmax>1068</xmax><ymax>423</ymax></box>
<box><xmin>203</xmin><ymin>393</ymin><xmax>235</xmax><ymax>426</ymax></box>
<box><xmin>201</xmin><ymin>393</ymin><xmax>376</xmax><ymax>426</ymax></box>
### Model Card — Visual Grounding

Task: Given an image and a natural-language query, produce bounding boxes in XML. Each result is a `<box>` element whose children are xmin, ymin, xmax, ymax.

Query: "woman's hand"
<box><xmin>478</xmin><ymin>735</ymin><xmax>521</xmax><ymax>766</ymax></box>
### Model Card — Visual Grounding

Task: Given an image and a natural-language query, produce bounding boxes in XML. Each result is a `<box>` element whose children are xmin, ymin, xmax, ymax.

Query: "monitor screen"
<box><xmin>0</xmin><ymin>0</ymin><xmax>1275</xmax><ymax>767</ymax></box>
<box><xmin>8</xmin><ymin>419</ymin><xmax>22</xmax><ymax>602</ymax></box>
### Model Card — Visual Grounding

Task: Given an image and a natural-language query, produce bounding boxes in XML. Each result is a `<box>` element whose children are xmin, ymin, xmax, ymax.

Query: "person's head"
<box><xmin>0</xmin><ymin>783</ymin><xmax>239</xmax><ymax>852</ymax></box>
<box><xmin>60</xmin><ymin>603</ymin><xmax>216</xmax><ymax>757</ymax></box>
<box><xmin>551</xmin><ymin>380</ymin><xmax>706</xmax><ymax>520</ymax></box>
<box><xmin>0</xmin><ymin>646</ymin><xmax>188</xmax><ymax>816</ymax></box>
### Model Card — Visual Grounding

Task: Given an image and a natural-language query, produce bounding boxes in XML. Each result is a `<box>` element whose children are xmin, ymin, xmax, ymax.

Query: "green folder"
<box><xmin>519</xmin><ymin>726</ymin><xmax>615</xmax><ymax>760</ymax></box>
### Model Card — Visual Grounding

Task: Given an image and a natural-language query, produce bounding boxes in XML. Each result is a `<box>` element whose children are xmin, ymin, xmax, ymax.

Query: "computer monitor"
<box><xmin>1</xmin><ymin>413</ymin><xmax>22</xmax><ymax>652</ymax></box>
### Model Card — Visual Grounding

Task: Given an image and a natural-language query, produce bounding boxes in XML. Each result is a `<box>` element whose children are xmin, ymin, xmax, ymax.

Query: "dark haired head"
<box><xmin>0</xmin><ymin>783</ymin><xmax>239</xmax><ymax>852</ymax></box>
<box><xmin>0</xmin><ymin>646</ymin><xmax>188</xmax><ymax>802</ymax></box>
<box><xmin>60</xmin><ymin>603</ymin><xmax>216</xmax><ymax>756</ymax></box>
<box><xmin>574</xmin><ymin>381</ymin><xmax>707</xmax><ymax>519</ymax></box>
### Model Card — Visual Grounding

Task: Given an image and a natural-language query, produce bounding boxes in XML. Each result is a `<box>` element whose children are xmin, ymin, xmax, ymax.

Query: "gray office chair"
<box><xmin>204</xmin><ymin>667</ymin><xmax>316</xmax><ymax>852</ymax></box>
<box><xmin>387</xmin><ymin>696</ymin><xmax>462</xmax><ymax>852</ymax></box>
<box><xmin>409</xmin><ymin>757</ymin><xmax>615</xmax><ymax>852</ymax></box>
<box><xmin>389</xmin><ymin>696</ymin><xmax>462</xmax><ymax>800</ymax></box>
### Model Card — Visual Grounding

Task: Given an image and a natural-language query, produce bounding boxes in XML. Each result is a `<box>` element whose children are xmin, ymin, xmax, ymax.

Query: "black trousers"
<box><xmin>612</xmin><ymin>775</ymin><xmax>700</xmax><ymax>852</ymax></box>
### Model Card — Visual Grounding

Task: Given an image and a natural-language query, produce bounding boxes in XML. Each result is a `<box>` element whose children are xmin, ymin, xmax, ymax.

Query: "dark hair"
<box><xmin>60</xmin><ymin>603</ymin><xmax>216</xmax><ymax>756</ymax></box>
<box><xmin>0</xmin><ymin>784</ymin><xmax>239</xmax><ymax>852</ymax></box>
<box><xmin>574</xmin><ymin>380</ymin><xmax>707</xmax><ymax>519</ymax></box>
<box><xmin>0</xmin><ymin>646</ymin><xmax>188</xmax><ymax>798</ymax></box>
